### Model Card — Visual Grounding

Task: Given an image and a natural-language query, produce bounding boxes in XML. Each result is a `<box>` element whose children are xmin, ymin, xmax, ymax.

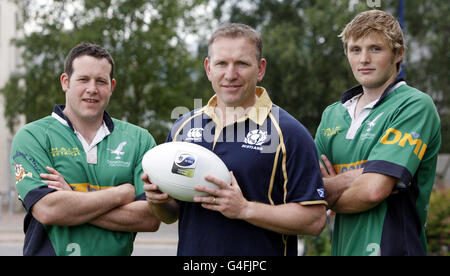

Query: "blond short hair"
<box><xmin>339</xmin><ymin>10</ymin><xmax>405</xmax><ymax>58</ymax></box>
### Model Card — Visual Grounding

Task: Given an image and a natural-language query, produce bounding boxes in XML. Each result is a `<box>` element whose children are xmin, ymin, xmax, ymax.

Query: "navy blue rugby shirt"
<box><xmin>168</xmin><ymin>87</ymin><xmax>326</xmax><ymax>256</ymax></box>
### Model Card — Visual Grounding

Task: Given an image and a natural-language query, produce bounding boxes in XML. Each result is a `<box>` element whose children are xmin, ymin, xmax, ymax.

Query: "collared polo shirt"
<box><xmin>169</xmin><ymin>87</ymin><xmax>326</xmax><ymax>256</ymax></box>
<box><xmin>315</xmin><ymin>79</ymin><xmax>441</xmax><ymax>255</ymax></box>
<box><xmin>11</xmin><ymin>104</ymin><xmax>156</xmax><ymax>255</ymax></box>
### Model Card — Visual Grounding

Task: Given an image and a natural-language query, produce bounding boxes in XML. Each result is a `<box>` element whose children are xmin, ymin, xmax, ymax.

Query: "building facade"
<box><xmin>0</xmin><ymin>0</ymin><xmax>22</xmax><ymax>212</ymax></box>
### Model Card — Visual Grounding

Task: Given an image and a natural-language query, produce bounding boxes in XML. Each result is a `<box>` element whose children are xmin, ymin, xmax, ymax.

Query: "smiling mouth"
<box><xmin>83</xmin><ymin>99</ymin><xmax>99</xmax><ymax>103</ymax></box>
<box><xmin>222</xmin><ymin>84</ymin><xmax>242</xmax><ymax>89</ymax></box>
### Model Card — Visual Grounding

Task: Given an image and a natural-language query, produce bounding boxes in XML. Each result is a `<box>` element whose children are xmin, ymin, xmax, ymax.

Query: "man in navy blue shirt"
<box><xmin>144</xmin><ymin>23</ymin><xmax>327</xmax><ymax>256</ymax></box>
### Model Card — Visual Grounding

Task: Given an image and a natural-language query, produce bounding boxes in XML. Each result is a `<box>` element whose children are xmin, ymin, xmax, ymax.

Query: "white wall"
<box><xmin>0</xmin><ymin>0</ymin><xmax>21</xmax><ymax>204</ymax></box>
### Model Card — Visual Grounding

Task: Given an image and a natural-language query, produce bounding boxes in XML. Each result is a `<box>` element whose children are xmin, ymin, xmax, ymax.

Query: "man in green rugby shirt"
<box><xmin>10</xmin><ymin>43</ymin><xmax>160</xmax><ymax>255</ymax></box>
<box><xmin>315</xmin><ymin>10</ymin><xmax>441</xmax><ymax>255</ymax></box>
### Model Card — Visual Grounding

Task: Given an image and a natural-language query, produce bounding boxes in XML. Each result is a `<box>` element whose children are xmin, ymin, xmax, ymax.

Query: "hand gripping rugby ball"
<box><xmin>142</xmin><ymin>141</ymin><xmax>231</xmax><ymax>202</ymax></box>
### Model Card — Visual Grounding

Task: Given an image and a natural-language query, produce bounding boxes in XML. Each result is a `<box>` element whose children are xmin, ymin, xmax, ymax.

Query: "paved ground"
<box><xmin>1</xmin><ymin>208</ymin><xmax>306</xmax><ymax>256</ymax></box>
<box><xmin>0</xmin><ymin>209</ymin><xmax>178</xmax><ymax>256</ymax></box>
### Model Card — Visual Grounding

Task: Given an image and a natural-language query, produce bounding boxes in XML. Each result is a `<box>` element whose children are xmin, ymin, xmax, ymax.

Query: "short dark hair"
<box><xmin>208</xmin><ymin>23</ymin><xmax>263</xmax><ymax>61</ymax></box>
<box><xmin>64</xmin><ymin>42</ymin><xmax>115</xmax><ymax>80</ymax></box>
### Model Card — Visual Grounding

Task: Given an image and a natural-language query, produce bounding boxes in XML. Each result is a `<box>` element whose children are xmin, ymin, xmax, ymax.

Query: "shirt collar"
<box><xmin>51</xmin><ymin>104</ymin><xmax>115</xmax><ymax>133</ymax></box>
<box><xmin>341</xmin><ymin>77</ymin><xmax>406</xmax><ymax>107</ymax></box>
<box><xmin>201</xmin><ymin>86</ymin><xmax>273</xmax><ymax>126</ymax></box>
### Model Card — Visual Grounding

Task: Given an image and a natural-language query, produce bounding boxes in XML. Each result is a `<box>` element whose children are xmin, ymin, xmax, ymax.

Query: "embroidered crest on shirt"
<box><xmin>366</xmin><ymin>112</ymin><xmax>384</xmax><ymax>132</ymax></box>
<box><xmin>244</xmin><ymin>130</ymin><xmax>268</xmax><ymax>146</ymax></box>
<box><xmin>242</xmin><ymin>130</ymin><xmax>268</xmax><ymax>151</ymax></box>
<box><xmin>14</xmin><ymin>163</ymin><xmax>33</xmax><ymax>185</ymax></box>
<box><xmin>107</xmin><ymin>141</ymin><xmax>127</xmax><ymax>160</ymax></box>
<box><xmin>360</xmin><ymin>112</ymin><xmax>384</xmax><ymax>140</ymax></box>
<box><xmin>106</xmin><ymin>141</ymin><xmax>131</xmax><ymax>167</ymax></box>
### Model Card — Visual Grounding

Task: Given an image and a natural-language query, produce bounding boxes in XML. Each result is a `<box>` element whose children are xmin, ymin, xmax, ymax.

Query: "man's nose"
<box><xmin>360</xmin><ymin>49</ymin><xmax>371</xmax><ymax>64</ymax></box>
<box><xmin>86</xmin><ymin>79</ymin><xmax>98</xmax><ymax>93</ymax></box>
<box><xmin>224</xmin><ymin>65</ymin><xmax>238</xmax><ymax>80</ymax></box>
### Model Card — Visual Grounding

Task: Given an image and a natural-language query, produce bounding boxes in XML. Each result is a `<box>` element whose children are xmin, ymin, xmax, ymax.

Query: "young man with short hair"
<box><xmin>315</xmin><ymin>10</ymin><xmax>441</xmax><ymax>256</ymax></box>
<box><xmin>11</xmin><ymin>43</ymin><xmax>160</xmax><ymax>256</ymax></box>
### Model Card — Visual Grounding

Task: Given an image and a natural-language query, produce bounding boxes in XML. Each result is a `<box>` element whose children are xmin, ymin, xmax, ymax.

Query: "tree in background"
<box><xmin>211</xmin><ymin>0</ymin><xmax>449</xmax><ymax>151</ymax></box>
<box><xmin>2</xmin><ymin>0</ymin><xmax>448</xmax><ymax>148</ymax></box>
<box><xmin>386</xmin><ymin>0</ymin><xmax>449</xmax><ymax>152</ymax></box>
<box><xmin>2</xmin><ymin>0</ymin><xmax>211</xmax><ymax>143</ymax></box>
<box><xmin>211</xmin><ymin>0</ymin><xmax>355</xmax><ymax>133</ymax></box>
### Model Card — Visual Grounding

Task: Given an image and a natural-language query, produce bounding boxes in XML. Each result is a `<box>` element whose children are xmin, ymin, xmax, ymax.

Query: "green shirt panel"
<box><xmin>315</xmin><ymin>84</ymin><xmax>441</xmax><ymax>256</ymax></box>
<box><xmin>11</xmin><ymin>116</ymin><xmax>156</xmax><ymax>255</ymax></box>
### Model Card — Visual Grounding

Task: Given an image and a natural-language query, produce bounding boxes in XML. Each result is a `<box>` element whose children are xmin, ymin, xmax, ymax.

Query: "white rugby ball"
<box><xmin>142</xmin><ymin>141</ymin><xmax>231</xmax><ymax>202</ymax></box>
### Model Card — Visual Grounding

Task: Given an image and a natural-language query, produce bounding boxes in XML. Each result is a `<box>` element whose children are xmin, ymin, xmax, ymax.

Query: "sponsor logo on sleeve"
<box><xmin>14</xmin><ymin>163</ymin><xmax>33</xmax><ymax>185</ymax></box>
<box><xmin>380</xmin><ymin>128</ymin><xmax>427</xmax><ymax>160</ymax></box>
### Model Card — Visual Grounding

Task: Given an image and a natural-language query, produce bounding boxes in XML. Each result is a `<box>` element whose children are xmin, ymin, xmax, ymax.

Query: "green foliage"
<box><xmin>1</xmin><ymin>0</ymin><xmax>448</xmax><ymax>148</ymax></box>
<box><xmin>2</xmin><ymin>0</ymin><xmax>211</xmax><ymax>143</ymax></box>
<box><xmin>382</xmin><ymin>0</ymin><xmax>450</xmax><ymax>152</ymax></box>
<box><xmin>212</xmin><ymin>0</ymin><xmax>370</xmax><ymax>134</ymax></box>
<box><xmin>426</xmin><ymin>187</ymin><xmax>450</xmax><ymax>256</ymax></box>
<box><xmin>261</xmin><ymin>0</ymin><xmax>357</xmax><ymax>133</ymax></box>
<box><xmin>302</xmin><ymin>218</ymin><xmax>332</xmax><ymax>256</ymax></box>
<box><xmin>211</xmin><ymin>0</ymin><xmax>450</xmax><ymax>148</ymax></box>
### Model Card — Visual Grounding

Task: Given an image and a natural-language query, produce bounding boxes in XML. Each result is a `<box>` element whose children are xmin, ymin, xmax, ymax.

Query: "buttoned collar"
<box><xmin>201</xmin><ymin>86</ymin><xmax>273</xmax><ymax>126</ymax></box>
<box><xmin>341</xmin><ymin>77</ymin><xmax>406</xmax><ymax>108</ymax></box>
<box><xmin>51</xmin><ymin>104</ymin><xmax>114</xmax><ymax>133</ymax></box>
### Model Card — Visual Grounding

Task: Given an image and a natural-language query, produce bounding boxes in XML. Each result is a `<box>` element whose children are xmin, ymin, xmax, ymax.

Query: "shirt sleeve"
<box><xmin>314</xmin><ymin>115</ymin><xmax>327</xmax><ymax>159</ymax></box>
<box><xmin>134</xmin><ymin>128</ymin><xmax>157</xmax><ymax>199</ymax></box>
<box><xmin>284</xmin><ymin>121</ymin><xmax>327</xmax><ymax>205</ymax></box>
<box><xmin>314</xmin><ymin>104</ymin><xmax>339</xmax><ymax>167</ymax></box>
<box><xmin>10</xmin><ymin>125</ymin><xmax>56</xmax><ymax>212</ymax></box>
<box><xmin>364</xmin><ymin>93</ymin><xmax>441</xmax><ymax>186</ymax></box>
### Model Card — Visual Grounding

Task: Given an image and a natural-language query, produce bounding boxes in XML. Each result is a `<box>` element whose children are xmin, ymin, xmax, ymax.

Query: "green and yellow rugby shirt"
<box><xmin>315</xmin><ymin>80</ymin><xmax>441</xmax><ymax>256</ymax></box>
<box><xmin>169</xmin><ymin>87</ymin><xmax>326</xmax><ymax>256</ymax></box>
<box><xmin>11</xmin><ymin>105</ymin><xmax>156</xmax><ymax>256</ymax></box>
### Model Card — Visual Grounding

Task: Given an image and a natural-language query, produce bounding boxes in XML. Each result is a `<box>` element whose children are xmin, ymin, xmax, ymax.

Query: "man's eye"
<box><xmin>237</xmin><ymin>61</ymin><xmax>249</xmax><ymax>66</ymax></box>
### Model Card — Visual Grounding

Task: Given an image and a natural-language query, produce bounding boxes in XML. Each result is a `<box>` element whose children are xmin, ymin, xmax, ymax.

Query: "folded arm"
<box><xmin>36</xmin><ymin>167</ymin><xmax>160</xmax><ymax>232</ymax></box>
<box><xmin>239</xmin><ymin>201</ymin><xmax>326</xmax><ymax>236</ymax></box>
<box><xmin>331</xmin><ymin>173</ymin><xmax>396</xmax><ymax>213</ymax></box>
<box><xmin>89</xmin><ymin>200</ymin><xmax>160</xmax><ymax>232</ymax></box>
<box><xmin>31</xmin><ymin>183</ymin><xmax>136</xmax><ymax>226</ymax></box>
<box><xmin>195</xmin><ymin>172</ymin><xmax>327</xmax><ymax>236</ymax></box>
<box><xmin>320</xmin><ymin>155</ymin><xmax>396</xmax><ymax>214</ymax></box>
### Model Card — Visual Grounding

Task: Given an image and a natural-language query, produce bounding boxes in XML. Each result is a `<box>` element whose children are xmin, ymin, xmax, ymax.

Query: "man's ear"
<box><xmin>395</xmin><ymin>46</ymin><xmax>406</xmax><ymax>64</ymax></box>
<box><xmin>60</xmin><ymin>73</ymin><xmax>69</xmax><ymax>92</ymax></box>
<box><xmin>257</xmin><ymin>58</ymin><xmax>267</xmax><ymax>82</ymax></box>
<box><xmin>110</xmin><ymin>78</ymin><xmax>116</xmax><ymax>93</ymax></box>
<box><xmin>204</xmin><ymin>57</ymin><xmax>212</xmax><ymax>82</ymax></box>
